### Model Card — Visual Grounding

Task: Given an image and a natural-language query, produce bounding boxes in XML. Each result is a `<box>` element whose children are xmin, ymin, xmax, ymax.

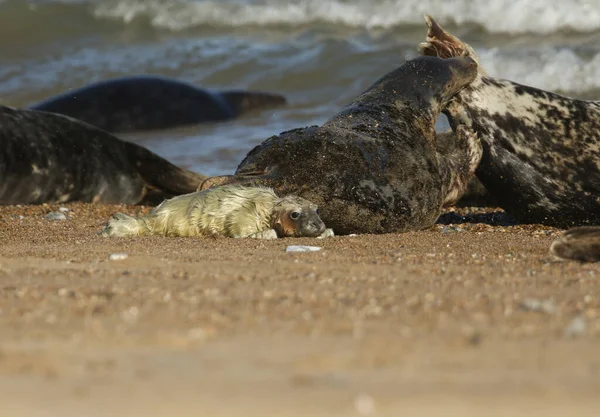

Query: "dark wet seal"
<box><xmin>199</xmin><ymin>55</ymin><xmax>480</xmax><ymax>235</ymax></box>
<box><xmin>419</xmin><ymin>15</ymin><xmax>600</xmax><ymax>228</ymax></box>
<box><xmin>28</xmin><ymin>75</ymin><xmax>287</xmax><ymax>133</ymax></box>
<box><xmin>0</xmin><ymin>104</ymin><xmax>206</xmax><ymax>205</ymax></box>
<box><xmin>551</xmin><ymin>227</ymin><xmax>600</xmax><ymax>262</ymax></box>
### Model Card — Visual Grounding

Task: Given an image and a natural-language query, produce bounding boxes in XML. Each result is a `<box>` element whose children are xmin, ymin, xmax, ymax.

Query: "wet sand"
<box><xmin>0</xmin><ymin>203</ymin><xmax>599</xmax><ymax>416</ymax></box>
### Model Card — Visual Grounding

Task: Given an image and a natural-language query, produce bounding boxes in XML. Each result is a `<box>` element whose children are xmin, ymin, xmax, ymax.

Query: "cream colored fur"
<box><xmin>101</xmin><ymin>184</ymin><xmax>331</xmax><ymax>239</ymax></box>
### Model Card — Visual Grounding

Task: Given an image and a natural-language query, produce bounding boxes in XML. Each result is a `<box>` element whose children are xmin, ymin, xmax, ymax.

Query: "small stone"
<box><xmin>564</xmin><ymin>316</ymin><xmax>587</xmax><ymax>338</ymax></box>
<box><xmin>121</xmin><ymin>306</ymin><xmax>139</xmax><ymax>324</ymax></box>
<box><xmin>354</xmin><ymin>394</ymin><xmax>376</xmax><ymax>415</ymax></box>
<box><xmin>44</xmin><ymin>211</ymin><xmax>66</xmax><ymax>221</ymax></box>
<box><xmin>286</xmin><ymin>245</ymin><xmax>322</xmax><ymax>252</ymax></box>
<box><xmin>187</xmin><ymin>327</ymin><xmax>207</xmax><ymax>341</ymax></box>
<box><xmin>108</xmin><ymin>253</ymin><xmax>129</xmax><ymax>261</ymax></box>
<box><xmin>520</xmin><ymin>298</ymin><xmax>556</xmax><ymax>315</ymax></box>
<box><xmin>58</xmin><ymin>207</ymin><xmax>69</xmax><ymax>213</ymax></box>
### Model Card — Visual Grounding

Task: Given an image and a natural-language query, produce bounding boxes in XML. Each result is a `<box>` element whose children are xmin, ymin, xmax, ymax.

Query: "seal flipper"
<box><xmin>102</xmin><ymin>212</ymin><xmax>147</xmax><ymax>237</ymax></box>
<box><xmin>122</xmin><ymin>141</ymin><xmax>207</xmax><ymax>196</ymax></box>
<box><xmin>437</xmin><ymin>126</ymin><xmax>483</xmax><ymax>206</ymax></box>
<box><xmin>219</xmin><ymin>91</ymin><xmax>287</xmax><ymax>117</ymax></box>
<box><xmin>198</xmin><ymin>169</ymin><xmax>270</xmax><ymax>191</ymax></box>
<box><xmin>418</xmin><ymin>15</ymin><xmax>487</xmax><ymax>75</ymax></box>
<box><xmin>550</xmin><ymin>227</ymin><xmax>600</xmax><ymax>262</ymax></box>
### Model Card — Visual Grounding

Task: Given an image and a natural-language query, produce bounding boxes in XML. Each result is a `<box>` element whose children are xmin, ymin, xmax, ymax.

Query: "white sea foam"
<box><xmin>480</xmin><ymin>48</ymin><xmax>600</xmax><ymax>94</ymax></box>
<box><xmin>92</xmin><ymin>0</ymin><xmax>600</xmax><ymax>34</ymax></box>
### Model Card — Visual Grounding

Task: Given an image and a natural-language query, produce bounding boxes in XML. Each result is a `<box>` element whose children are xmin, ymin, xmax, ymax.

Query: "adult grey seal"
<box><xmin>28</xmin><ymin>75</ymin><xmax>287</xmax><ymax>133</ymax></box>
<box><xmin>550</xmin><ymin>227</ymin><xmax>600</xmax><ymax>263</ymax></box>
<box><xmin>0</xmin><ymin>104</ymin><xmax>206</xmax><ymax>205</ymax></box>
<box><xmin>200</xmin><ymin>55</ymin><xmax>481</xmax><ymax>235</ymax></box>
<box><xmin>102</xmin><ymin>184</ymin><xmax>333</xmax><ymax>239</ymax></box>
<box><xmin>419</xmin><ymin>15</ymin><xmax>600</xmax><ymax>227</ymax></box>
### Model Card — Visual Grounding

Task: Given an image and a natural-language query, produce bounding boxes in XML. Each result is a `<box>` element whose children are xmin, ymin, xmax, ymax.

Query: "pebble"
<box><xmin>564</xmin><ymin>316</ymin><xmax>587</xmax><ymax>338</ymax></box>
<box><xmin>108</xmin><ymin>253</ymin><xmax>129</xmax><ymax>261</ymax></box>
<box><xmin>286</xmin><ymin>245</ymin><xmax>322</xmax><ymax>252</ymax></box>
<box><xmin>44</xmin><ymin>211</ymin><xmax>67</xmax><ymax>221</ymax></box>
<box><xmin>520</xmin><ymin>298</ymin><xmax>557</xmax><ymax>315</ymax></box>
<box><xmin>187</xmin><ymin>327</ymin><xmax>208</xmax><ymax>341</ymax></box>
<box><xmin>354</xmin><ymin>394</ymin><xmax>376</xmax><ymax>415</ymax></box>
<box><xmin>58</xmin><ymin>207</ymin><xmax>69</xmax><ymax>213</ymax></box>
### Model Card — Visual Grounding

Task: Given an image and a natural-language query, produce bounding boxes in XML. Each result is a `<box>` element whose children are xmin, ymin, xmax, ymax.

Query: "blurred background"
<box><xmin>2</xmin><ymin>0</ymin><xmax>600</xmax><ymax>176</ymax></box>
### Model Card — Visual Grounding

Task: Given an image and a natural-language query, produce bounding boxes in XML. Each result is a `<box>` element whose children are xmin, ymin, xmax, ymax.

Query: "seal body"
<box><xmin>419</xmin><ymin>16</ymin><xmax>600</xmax><ymax>227</ymax></box>
<box><xmin>28</xmin><ymin>75</ymin><xmax>287</xmax><ymax>133</ymax></box>
<box><xmin>201</xmin><ymin>56</ymin><xmax>480</xmax><ymax>235</ymax></box>
<box><xmin>102</xmin><ymin>184</ymin><xmax>331</xmax><ymax>239</ymax></box>
<box><xmin>0</xmin><ymin>104</ymin><xmax>206</xmax><ymax>205</ymax></box>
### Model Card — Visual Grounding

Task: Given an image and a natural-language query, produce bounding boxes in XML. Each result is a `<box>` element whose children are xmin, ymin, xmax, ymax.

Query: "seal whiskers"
<box><xmin>102</xmin><ymin>184</ymin><xmax>332</xmax><ymax>239</ymax></box>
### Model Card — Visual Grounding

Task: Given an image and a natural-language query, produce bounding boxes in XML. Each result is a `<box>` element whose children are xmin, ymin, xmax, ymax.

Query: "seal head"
<box><xmin>271</xmin><ymin>195</ymin><xmax>326</xmax><ymax>238</ymax></box>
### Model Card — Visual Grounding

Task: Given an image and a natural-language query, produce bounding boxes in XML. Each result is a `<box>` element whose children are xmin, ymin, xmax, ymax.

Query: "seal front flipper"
<box><xmin>198</xmin><ymin>169</ymin><xmax>271</xmax><ymax>191</ymax></box>
<box><xmin>437</xmin><ymin>125</ymin><xmax>483</xmax><ymax>206</ymax></box>
<box><xmin>418</xmin><ymin>15</ymin><xmax>486</xmax><ymax>73</ymax></box>
<box><xmin>550</xmin><ymin>227</ymin><xmax>600</xmax><ymax>262</ymax></box>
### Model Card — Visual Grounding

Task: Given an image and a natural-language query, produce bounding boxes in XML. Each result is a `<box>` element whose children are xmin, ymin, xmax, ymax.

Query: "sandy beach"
<box><xmin>0</xmin><ymin>202</ymin><xmax>598</xmax><ymax>416</ymax></box>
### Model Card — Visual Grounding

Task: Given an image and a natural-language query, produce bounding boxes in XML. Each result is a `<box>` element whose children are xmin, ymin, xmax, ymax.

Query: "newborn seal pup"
<box><xmin>419</xmin><ymin>16</ymin><xmax>600</xmax><ymax>227</ymax></box>
<box><xmin>102</xmin><ymin>184</ymin><xmax>333</xmax><ymax>239</ymax></box>
<box><xmin>550</xmin><ymin>227</ymin><xmax>600</xmax><ymax>263</ymax></box>
<box><xmin>0</xmin><ymin>104</ymin><xmax>206</xmax><ymax>205</ymax></box>
<box><xmin>28</xmin><ymin>75</ymin><xmax>287</xmax><ymax>133</ymax></box>
<box><xmin>200</xmin><ymin>56</ymin><xmax>480</xmax><ymax>234</ymax></box>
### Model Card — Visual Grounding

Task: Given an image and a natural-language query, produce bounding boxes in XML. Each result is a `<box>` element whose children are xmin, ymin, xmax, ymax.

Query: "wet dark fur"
<box><xmin>0</xmin><ymin>105</ymin><xmax>206</xmax><ymax>204</ymax></box>
<box><xmin>28</xmin><ymin>76</ymin><xmax>287</xmax><ymax>133</ymax></box>
<box><xmin>201</xmin><ymin>56</ymin><xmax>480</xmax><ymax>235</ymax></box>
<box><xmin>551</xmin><ymin>227</ymin><xmax>600</xmax><ymax>262</ymax></box>
<box><xmin>420</xmin><ymin>16</ymin><xmax>600</xmax><ymax>227</ymax></box>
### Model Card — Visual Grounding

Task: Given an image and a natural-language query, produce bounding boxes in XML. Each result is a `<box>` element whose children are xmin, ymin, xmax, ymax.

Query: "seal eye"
<box><xmin>290</xmin><ymin>211</ymin><xmax>301</xmax><ymax>220</ymax></box>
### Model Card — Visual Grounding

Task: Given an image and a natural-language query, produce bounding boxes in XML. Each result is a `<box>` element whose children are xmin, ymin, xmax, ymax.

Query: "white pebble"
<box><xmin>354</xmin><ymin>394</ymin><xmax>376</xmax><ymax>415</ymax></box>
<box><xmin>187</xmin><ymin>327</ymin><xmax>208</xmax><ymax>341</ymax></box>
<box><xmin>44</xmin><ymin>211</ymin><xmax>66</xmax><ymax>221</ymax></box>
<box><xmin>108</xmin><ymin>253</ymin><xmax>129</xmax><ymax>261</ymax></box>
<box><xmin>520</xmin><ymin>298</ymin><xmax>556</xmax><ymax>315</ymax></box>
<box><xmin>564</xmin><ymin>316</ymin><xmax>587</xmax><ymax>338</ymax></box>
<box><xmin>286</xmin><ymin>245</ymin><xmax>322</xmax><ymax>252</ymax></box>
<box><xmin>58</xmin><ymin>207</ymin><xmax>69</xmax><ymax>213</ymax></box>
<box><xmin>121</xmin><ymin>306</ymin><xmax>139</xmax><ymax>324</ymax></box>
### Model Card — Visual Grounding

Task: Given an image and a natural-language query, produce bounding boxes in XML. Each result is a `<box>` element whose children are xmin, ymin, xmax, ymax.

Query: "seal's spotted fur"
<box><xmin>419</xmin><ymin>15</ymin><xmax>600</xmax><ymax>227</ymax></box>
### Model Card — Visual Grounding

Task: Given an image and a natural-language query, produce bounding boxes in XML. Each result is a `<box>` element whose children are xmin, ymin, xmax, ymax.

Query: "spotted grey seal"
<box><xmin>102</xmin><ymin>184</ymin><xmax>333</xmax><ymax>239</ymax></box>
<box><xmin>0</xmin><ymin>104</ymin><xmax>206</xmax><ymax>205</ymax></box>
<box><xmin>28</xmin><ymin>75</ymin><xmax>287</xmax><ymax>133</ymax></box>
<box><xmin>200</xmin><ymin>55</ymin><xmax>480</xmax><ymax>235</ymax></box>
<box><xmin>419</xmin><ymin>15</ymin><xmax>600</xmax><ymax>227</ymax></box>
